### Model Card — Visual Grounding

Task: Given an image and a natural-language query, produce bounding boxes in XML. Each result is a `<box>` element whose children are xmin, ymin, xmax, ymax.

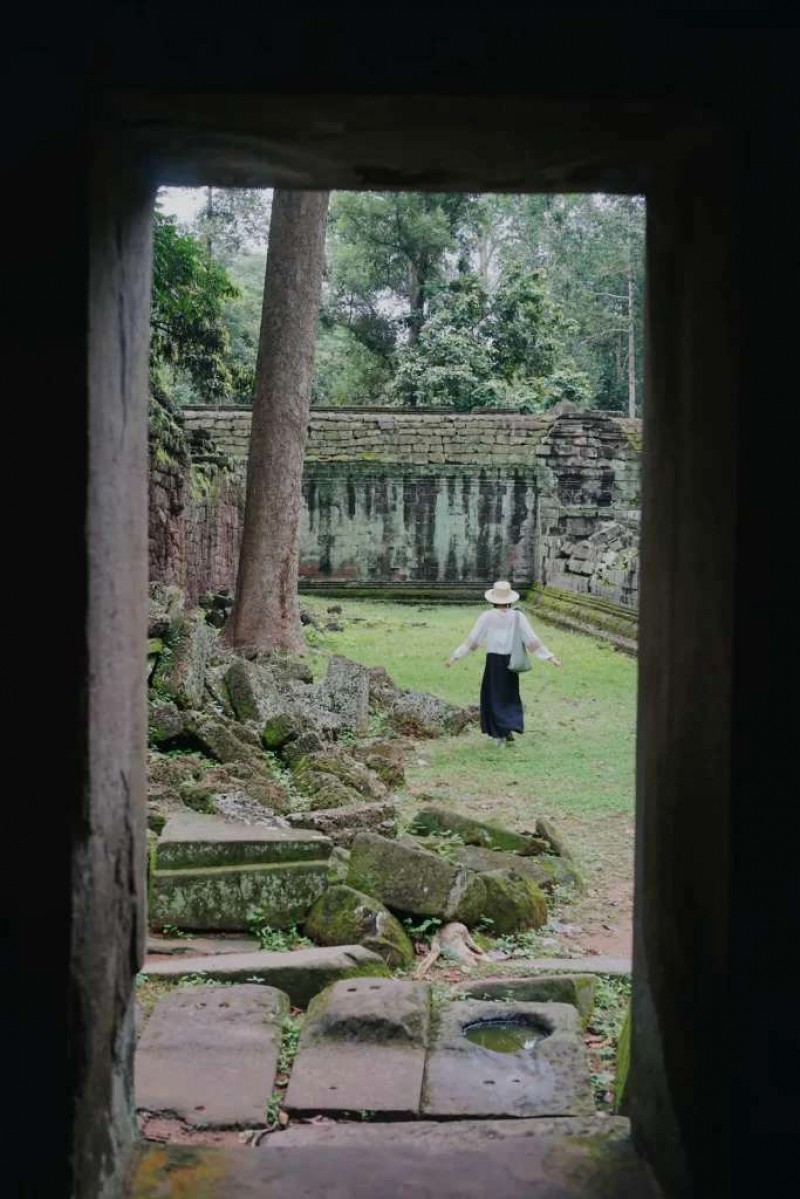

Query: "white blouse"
<box><xmin>450</xmin><ymin>607</ymin><xmax>554</xmax><ymax>661</ymax></box>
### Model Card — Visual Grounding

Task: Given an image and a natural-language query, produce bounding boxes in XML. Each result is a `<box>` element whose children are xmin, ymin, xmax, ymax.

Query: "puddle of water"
<box><xmin>464</xmin><ymin>1021</ymin><xmax>541</xmax><ymax>1054</ymax></box>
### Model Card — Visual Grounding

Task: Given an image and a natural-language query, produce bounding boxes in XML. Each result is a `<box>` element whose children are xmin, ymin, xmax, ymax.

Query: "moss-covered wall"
<box><xmin>151</xmin><ymin>407</ymin><xmax>641</xmax><ymax>608</ymax></box>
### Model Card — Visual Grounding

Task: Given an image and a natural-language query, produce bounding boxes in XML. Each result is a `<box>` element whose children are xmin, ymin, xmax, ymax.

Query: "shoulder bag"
<box><xmin>508</xmin><ymin>609</ymin><xmax>532</xmax><ymax>673</ymax></box>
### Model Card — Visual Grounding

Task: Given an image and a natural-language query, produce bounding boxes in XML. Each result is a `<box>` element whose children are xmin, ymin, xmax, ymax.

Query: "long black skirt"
<box><xmin>480</xmin><ymin>653</ymin><xmax>524</xmax><ymax>737</ymax></box>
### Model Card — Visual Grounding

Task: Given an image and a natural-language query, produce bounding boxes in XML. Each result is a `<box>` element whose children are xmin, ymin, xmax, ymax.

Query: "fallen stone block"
<box><xmin>139</xmin><ymin>945</ymin><xmax>390</xmax><ymax>1007</ymax></box>
<box><xmin>304</xmin><ymin>884</ymin><xmax>415</xmax><ymax>967</ymax></box>
<box><xmin>135</xmin><ymin>984</ymin><xmax>288</xmax><ymax>1128</ymax></box>
<box><xmin>149</xmin><ymin>859</ymin><xmax>331</xmax><ymax>932</ymax></box>
<box><xmin>285</xmin><ymin>979</ymin><xmax>430</xmax><ymax>1117</ymax></box>
<box><xmin>421</xmin><ymin>1000</ymin><xmax>595</xmax><ymax>1119</ymax></box>
<box><xmin>479</xmin><ymin>869</ymin><xmax>549</xmax><ymax>934</ymax></box>
<box><xmin>225</xmin><ymin>657</ymin><xmax>284</xmax><ymax>725</ymax></box>
<box><xmin>152</xmin><ymin>612</ymin><xmax>216</xmax><ymax>709</ymax></box>
<box><xmin>535</xmin><ymin>818</ymin><xmax>575</xmax><ymax>861</ymax></box>
<box><xmin>322</xmin><ymin>655</ymin><xmax>370</xmax><ymax>732</ymax></box>
<box><xmin>149</xmin><ymin>814</ymin><xmax>333</xmax><ymax>932</ymax></box>
<box><xmin>352</xmin><ymin>739</ymin><xmax>406</xmax><ymax>787</ymax></box>
<box><xmin>287</xmin><ymin>800</ymin><xmax>398</xmax><ymax>846</ymax></box>
<box><xmin>409</xmin><ymin>806</ymin><xmax>546</xmax><ymax>855</ymax></box>
<box><xmin>292</xmin><ymin>749</ymin><xmax>387</xmax><ymax>801</ymax></box>
<box><xmin>347</xmin><ymin>831</ymin><xmax>486</xmax><ymax>924</ymax></box>
<box><xmin>154</xmin><ymin>813</ymin><xmax>332</xmax><ymax>870</ymax></box>
<box><xmin>145</xmin><ymin>934</ymin><xmax>261</xmax><ymax>957</ymax></box>
<box><xmin>450</xmin><ymin>844</ymin><xmax>584</xmax><ymax>893</ymax></box>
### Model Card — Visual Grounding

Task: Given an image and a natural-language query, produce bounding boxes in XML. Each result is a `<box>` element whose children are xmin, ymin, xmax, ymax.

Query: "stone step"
<box><xmin>149</xmin><ymin>860</ymin><xmax>331</xmax><ymax>932</ymax></box>
<box><xmin>154</xmin><ymin>813</ymin><xmax>332</xmax><ymax>870</ymax></box>
<box><xmin>136</xmin><ymin>984</ymin><xmax>287</xmax><ymax>1130</ymax></box>
<box><xmin>500</xmin><ymin>956</ymin><xmax>631</xmax><ymax>976</ymax></box>
<box><xmin>146</xmin><ymin>934</ymin><xmax>261</xmax><ymax>956</ymax></box>
<box><xmin>283</xmin><ymin>981</ymin><xmax>594</xmax><ymax>1122</ymax></box>
<box><xmin>130</xmin><ymin>1128</ymin><xmax>662</xmax><ymax>1197</ymax></box>
<box><xmin>285</xmin><ymin>979</ymin><xmax>430</xmax><ymax>1118</ymax></box>
<box><xmin>421</xmin><ymin>1000</ymin><xmax>594</xmax><ymax>1119</ymax></box>
<box><xmin>265</xmin><ymin>1113</ymin><xmax>632</xmax><ymax>1148</ymax></box>
<box><xmin>139</xmin><ymin>945</ymin><xmax>390</xmax><ymax>1007</ymax></box>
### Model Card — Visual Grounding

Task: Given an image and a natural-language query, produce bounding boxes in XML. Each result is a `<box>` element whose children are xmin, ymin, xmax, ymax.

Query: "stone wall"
<box><xmin>150</xmin><ymin>407</ymin><xmax>641</xmax><ymax>623</ymax></box>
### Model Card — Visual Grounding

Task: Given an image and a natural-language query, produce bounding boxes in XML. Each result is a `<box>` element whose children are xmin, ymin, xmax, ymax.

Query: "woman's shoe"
<box><xmin>493</xmin><ymin>737</ymin><xmax>504</xmax><ymax>748</ymax></box>
<box><xmin>505</xmin><ymin>733</ymin><xmax>515</xmax><ymax>744</ymax></box>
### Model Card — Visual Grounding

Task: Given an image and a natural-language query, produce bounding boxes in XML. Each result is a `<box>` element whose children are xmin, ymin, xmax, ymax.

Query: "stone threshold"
<box><xmin>501</xmin><ymin>956</ymin><xmax>631</xmax><ymax>976</ymax></box>
<box><xmin>129</xmin><ymin>1118</ymin><xmax>662</xmax><ymax>1197</ymax></box>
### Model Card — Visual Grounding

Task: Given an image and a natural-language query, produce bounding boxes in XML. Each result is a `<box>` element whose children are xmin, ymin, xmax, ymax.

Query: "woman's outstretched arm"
<box><xmin>444</xmin><ymin>613</ymin><xmax>485</xmax><ymax>667</ymax></box>
<box><xmin>518</xmin><ymin>611</ymin><xmax>562</xmax><ymax>666</ymax></box>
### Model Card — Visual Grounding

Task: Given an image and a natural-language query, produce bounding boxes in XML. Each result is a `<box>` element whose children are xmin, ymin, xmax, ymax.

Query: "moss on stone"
<box><xmin>306</xmin><ymin>777</ymin><xmax>364</xmax><ymax>810</ymax></box>
<box><xmin>304</xmin><ymin>885</ymin><xmax>415</xmax><ymax>967</ymax></box>
<box><xmin>478</xmin><ymin>869</ymin><xmax>548</xmax><ymax>933</ymax></box>
<box><xmin>528</xmin><ymin>584</ymin><xmax>638</xmax><ymax>652</ymax></box>
<box><xmin>535</xmin><ymin>818</ymin><xmax>575</xmax><ymax>861</ymax></box>
<box><xmin>262</xmin><ymin>712</ymin><xmax>302</xmax><ymax>750</ymax></box>
<box><xmin>292</xmin><ymin>750</ymin><xmax>386</xmax><ymax>801</ymax></box>
<box><xmin>462</xmin><ymin>974</ymin><xmax>596</xmax><ymax>1026</ymax></box>
<box><xmin>347</xmin><ymin>831</ymin><xmax>477</xmax><ymax>921</ymax></box>
<box><xmin>326</xmin><ymin>846</ymin><xmax>351</xmax><ymax>884</ymax></box>
<box><xmin>149</xmin><ymin>859</ymin><xmax>330</xmax><ymax>932</ymax></box>
<box><xmin>409</xmin><ymin>806</ymin><xmax>545</xmax><ymax>855</ymax></box>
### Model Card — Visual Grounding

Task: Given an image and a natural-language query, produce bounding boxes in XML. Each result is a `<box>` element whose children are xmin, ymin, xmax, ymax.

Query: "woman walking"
<box><xmin>445</xmin><ymin>580</ymin><xmax>561</xmax><ymax>746</ymax></box>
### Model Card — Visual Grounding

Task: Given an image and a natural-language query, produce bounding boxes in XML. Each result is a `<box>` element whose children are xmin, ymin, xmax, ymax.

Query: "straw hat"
<box><xmin>484</xmin><ymin>579</ymin><xmax>519</xmax><ymax>605</ymax></box>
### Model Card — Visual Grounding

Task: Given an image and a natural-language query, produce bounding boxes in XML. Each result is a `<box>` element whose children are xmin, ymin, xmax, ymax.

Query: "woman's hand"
<box><xmin>550</xmin><ymin>656</ymin><xmax>562</xmax><ymax>668</ymax></box>
<box><xmin>443</xmin><ymin>658</ymin><xmax>453</xmax><ymax>669</ymax></box>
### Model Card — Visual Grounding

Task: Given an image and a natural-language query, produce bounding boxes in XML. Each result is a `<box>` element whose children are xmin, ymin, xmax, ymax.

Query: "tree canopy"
<box><xmin>151</xmin><ymin>187</ymin><xmax>645</xmax><ymax>415</ymax></box>
<box><xmin>150</xmin><ymin>210</ymin><xmax>239</xmax><ymax>402</ymax></box>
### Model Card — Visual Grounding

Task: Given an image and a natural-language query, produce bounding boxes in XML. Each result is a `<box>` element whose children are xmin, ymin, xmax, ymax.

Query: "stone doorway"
<box><xmin>20</xmin><ymin>25</ymin><xmax>785</xmax><ymax>1194</ymax></box>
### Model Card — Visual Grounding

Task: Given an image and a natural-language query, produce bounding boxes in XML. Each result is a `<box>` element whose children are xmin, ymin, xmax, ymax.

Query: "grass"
<box><xmin>302</xmin><ymin>595</ymin><xmax>637</xmax><ymax>959</ymax></box>
<box><xmin>302</xmin><ymin>595</ymin><xmax>636</xmax><ymax>820</ymax></box>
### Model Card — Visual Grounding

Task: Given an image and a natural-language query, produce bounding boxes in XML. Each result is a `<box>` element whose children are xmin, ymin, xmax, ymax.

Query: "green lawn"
<box><xmin>303</xmin><ymin>596</ymin><xmax>637</xmax><ymax>821</ymax></box>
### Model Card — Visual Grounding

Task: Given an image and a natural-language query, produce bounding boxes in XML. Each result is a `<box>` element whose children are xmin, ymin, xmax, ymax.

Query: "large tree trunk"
<box><xmin>627</xmin><ymin>264</ymin><xmax>637</xmax><ymax>418</ymax></box>
<box><xmin>226</xmin><ymin>190</ymin><xmax>330</xmax><ymax>651</ymax></box>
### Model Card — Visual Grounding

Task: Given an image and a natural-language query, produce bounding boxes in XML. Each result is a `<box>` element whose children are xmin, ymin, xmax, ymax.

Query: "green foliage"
<box><xmin>401</xmin><ymin>915</ymin><xmax>443</xmax><ymax>940</ymax></box>
<box><xmin>266</xmin><ymin>1012</ymin><xmax>304</xmax><ymax>1127</ymax></box>
<box><xmin>586</xmin><ymin>975</ymin><xmax>632</xmax><ymax>1110</ymax></box>
<box><xmin>327</xmin><ymin>191</ymin><xmax>472</xmax><ymax>339</ymax></box>
<box><xmin>159</xmin><ymin>924</ymin><xmax>191</xmax><ymax>940</ymax></box>
<box><xmin>220</xmin><ymin>251</ymin><xmax>268</xmax><ymax>404</ymax></box>
<box><xmin>312</xmin><ymin>323</ymin><xmax>394</xmax><ymax>405</ymax></box>
<box><xmin>391</xmin><ymin>275</ymin><xmax>497</xmax><ymax>410</ymax></box>
<box><xmin>191</xmin><ymin>187</ymin><xmax>270</xmax><ymax>263</ymax></box>
<box><xmin>177</xmin><ymin>972</ymin><xmax>211</xmax><ymax>986</ymax></box>
<box><xmin>154</xmin><ymin>187</ymin><xmax>644</xmax><ymax>411</ymax></box>
<box><xmin>266</xmin><ymin>1091</ymin><xmax>282</xmax><ymax>1127</ymax></box>
<box><xmin>489</xmin><ymin>928</ymin><xmax>545</xmax><ymax>957</ymax></box>
<box><xmin>391</xmin><ymin>270</ymin><xmax>590</xmax><ymax>411</ymax></box>
<box><xmin>277</xmin><ymin>1014</ymin><xmax>302</xmax><ymax>1075</ymax></box>
<box><xmin>151</xmin><ymin>211</ymin><xmax>240</xmax><ymax>403</ymax></box>
<box><xmin>489</xmin><ymin>265</ymin><xmax>564</xmax><ymax>382</ymax></box>
<box><xmin>247</xmin><ymin>914</ymin><xmax>312</xmax><ymax>952</ymax></box>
